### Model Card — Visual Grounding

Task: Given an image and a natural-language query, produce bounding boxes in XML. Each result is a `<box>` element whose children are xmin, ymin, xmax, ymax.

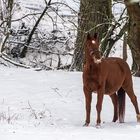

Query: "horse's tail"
<box><xmin>117</xmin><ymin>87</ymin><xmax>125</xmax><ymax>123</ymax></box>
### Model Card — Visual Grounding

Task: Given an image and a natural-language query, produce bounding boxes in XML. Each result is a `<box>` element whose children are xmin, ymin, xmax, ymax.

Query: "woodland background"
<box><xmin>0</xmin><ymin>0</ymin><xmax>140</xmax><ymax>75</ymax></box>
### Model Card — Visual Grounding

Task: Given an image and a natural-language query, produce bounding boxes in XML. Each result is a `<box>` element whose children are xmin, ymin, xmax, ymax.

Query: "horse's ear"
<box><xmin>87</xmin><ymin>33</ymin><xmax>91</xmax><ymax>40</ymax></box>
<box><xmin>93</xmin><ymin>33</ymin><xmax>98</xmax><ymax>40</ymax></box>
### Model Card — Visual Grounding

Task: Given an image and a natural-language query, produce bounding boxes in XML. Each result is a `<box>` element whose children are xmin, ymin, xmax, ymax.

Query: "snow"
<box><xmin>0</xmin><ymin>67</ymin><xmax>140</xmax><ymax>140</ymax></box>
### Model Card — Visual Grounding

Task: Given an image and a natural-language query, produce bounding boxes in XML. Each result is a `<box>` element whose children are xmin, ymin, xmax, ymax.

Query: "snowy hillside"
<box><xmin>0</xmin><ymin>68</ymin><xmax>140</xmax><ymax>140</ymax></box>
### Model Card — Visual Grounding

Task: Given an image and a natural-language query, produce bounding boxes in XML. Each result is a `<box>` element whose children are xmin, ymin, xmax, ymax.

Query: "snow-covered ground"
<box><xmin>0</xmin><ymin>67</ymin><xmax>140</xmax><ymax>140</ymax></box>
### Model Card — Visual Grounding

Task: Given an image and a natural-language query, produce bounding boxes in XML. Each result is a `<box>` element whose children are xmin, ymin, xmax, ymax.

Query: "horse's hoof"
<box><xmin>137</xmin><ymin>114</ymin><xmax>140</xmax><ymax>122</ymax></box>
<box><xmin>83</xmin><ymin>122</ymin><xmax>89</xmax><ymax>127</ymax></box>
<box><xmin>95</xmin><ymin>123</ymin><xmax>101</xmax><ymax>129</ymax></box>
<box><xmin>112</xmin><ymin>117</ymin><xmax>118</xmax><ymax>122</ymax></box>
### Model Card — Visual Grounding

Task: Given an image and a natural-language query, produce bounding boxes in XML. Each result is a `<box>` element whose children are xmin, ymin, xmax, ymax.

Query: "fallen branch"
<box><xmin>0</xmin><ymin>53</ymin><xmax>30</xmax><ymax>69</ymax></box>
<box><xmin>28</xmin><ymin>46</ymin><xmax>73</xmax><ymax>56</ymax></box>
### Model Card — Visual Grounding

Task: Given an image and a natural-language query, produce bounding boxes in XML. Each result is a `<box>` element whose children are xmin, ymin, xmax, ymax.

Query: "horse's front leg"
<box><xmin>96</xmin><ymin>89</ymin><xmax>104</xmax><ymax>126</ymax></box>
<box><xmin>83</xmin><ymin>86</ymin><xmax>92</xmax><ymax>126</ymax></box>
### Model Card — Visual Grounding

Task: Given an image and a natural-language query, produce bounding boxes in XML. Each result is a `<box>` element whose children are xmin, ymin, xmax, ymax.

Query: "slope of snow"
<box><xmin>0</xmin><ymin>67</ymin><xmax>140</xmax><ymax>140</ymax></box>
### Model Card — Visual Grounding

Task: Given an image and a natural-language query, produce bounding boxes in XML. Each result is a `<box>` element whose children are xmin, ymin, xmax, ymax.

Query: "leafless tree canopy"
<box><xmin>0</xmin><ymin>0</ymin><xmax>78</xmax><ymax>70</ymax></box>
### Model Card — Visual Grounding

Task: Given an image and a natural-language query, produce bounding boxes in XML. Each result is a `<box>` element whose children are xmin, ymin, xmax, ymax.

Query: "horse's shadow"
<box><xmin>100</xmin><ymin>121</ymin><xmax>140</xmax><ymax>129</ymax></box>
<box><xmin>74</xmin><ymin>121</ymin><xmax>139</xmax><ymax>129</ymax></box>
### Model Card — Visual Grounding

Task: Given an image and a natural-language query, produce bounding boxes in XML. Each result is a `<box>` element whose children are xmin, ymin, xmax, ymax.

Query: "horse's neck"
<box><xmin>85</xmin><ymin>54</ymin><xmax>97</xmax><ymax>65</ymax></box>
<box><xmin>85</xmin><ymin>51</ymin><xmax>100</xmax><ymax>71</ymax></box>
<box><xmin>85</xmin><ymin>55</ymin><xmax>93</xmax><ymax>64</ymax></box>
<box><xmin>85</xmin><ymin>61</ymin><xmax>99</xmax><ymax>72</ymax></box>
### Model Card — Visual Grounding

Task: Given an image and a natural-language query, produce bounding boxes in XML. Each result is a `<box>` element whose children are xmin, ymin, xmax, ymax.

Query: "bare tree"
<box><xmin>70</xmin><ymin>0</ymin><xmax>112</xmax><ymax>71</ymax></box>
<box><xmin>124</xmin><ymin>0</ymin><xmax>140</xmax><ymax>76</ymax></box>
<box><xmin>0</xmin><ymin>0</ymin><xmax>14</xmax><ymax>53</ymax></box>
<box><xmin>20</xmin><ymin>0</ymin><xmax>52</xmax><ymax>58</ymax></box>
<box><xmin>122</xmin><ymin>32</ymin><xmax>128</xmax><ymax>61</ymax></box>
<box><xmin>0</xmin><ymin>0</ymin><xmax>3</xmax><ymax>20</ymax></box>
<box><xmin>0</xmin><ymin>0</ymin><xmax>76</xmax><ymax>69</ymax></box>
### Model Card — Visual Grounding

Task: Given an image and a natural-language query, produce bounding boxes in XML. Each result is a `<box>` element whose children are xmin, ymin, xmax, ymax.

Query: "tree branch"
<box><xmin>20</xmin><ymin>0</ymin><xmax>52</xmax><ymax>58</ymax></box>
<box><xmin>0</xmin><ymin>53</ymin><xmax>30</xmax><ymax>68</ymax></box>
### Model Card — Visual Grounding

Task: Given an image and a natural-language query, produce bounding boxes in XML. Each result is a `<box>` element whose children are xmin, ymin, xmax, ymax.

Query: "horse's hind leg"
<box><xmin>110</xmin><ymin>93</ymin><xmax>118</xmax><ymax>122</ymax></box>
<box><xmin>123</xmin><ymin>86</ymin><xmax>140</xmax><ymax>122</ymax></box>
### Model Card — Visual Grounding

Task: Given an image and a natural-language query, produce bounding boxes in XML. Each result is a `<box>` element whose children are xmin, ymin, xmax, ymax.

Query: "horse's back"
<box><xmin>103</xmin><ymin>57</ymin><xmax>131</xmax><ymax>75</ymax></box>
<box><xmin>102</xmin><ymin>57</ymin><xmax>132</xmax><ymax>94</ymax></box>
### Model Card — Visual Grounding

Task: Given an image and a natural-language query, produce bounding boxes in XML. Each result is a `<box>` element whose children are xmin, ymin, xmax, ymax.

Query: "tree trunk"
<box><xmin>124</xmin><ymin>0</ymin><xmax>140</xmax><ymax>76</ymax></box>
<box><xmin>122</xmin><ymin>33</ymin><xmax>128</xmax><ymax>61</ymax></box>
<box><xmin>0</xmin><ymin>0</ymin><xmax>3</xmax><ymax>20</ymax></box>
<box><xmin>7</xmin><ymin>0</ymin><xmax>13</xmax><ymax>28</ymax></box>
<box><xmin>20</xmin><ymin>0</ymin><xmax>52</xmax><ymax>58</ymax></box>
<box><xmin>70</xmin><ymin>0</ymin><xmax>112</xmax><ymax>71</ymax></box>
<box><xmin>0</xmin><ymin>0</ymin><xmax>14</xmax><ymax>53</ymax></box>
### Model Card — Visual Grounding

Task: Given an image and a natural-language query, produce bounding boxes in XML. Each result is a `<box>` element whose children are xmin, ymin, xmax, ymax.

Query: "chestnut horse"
<box><xmin>83</xmin><ymin>33</ymin><xmax>140</xmax><ymax>127</ymax></box>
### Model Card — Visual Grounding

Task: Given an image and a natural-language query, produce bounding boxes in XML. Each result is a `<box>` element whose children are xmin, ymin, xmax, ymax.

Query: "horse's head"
<box><xmin>85</xmin><ymin>33</ymin><xmax>102</xmax><ymax>64</ymax></box>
